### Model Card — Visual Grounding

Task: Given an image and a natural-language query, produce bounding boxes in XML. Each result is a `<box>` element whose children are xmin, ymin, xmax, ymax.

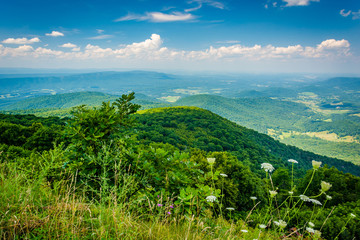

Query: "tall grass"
<box><xmin>0</xmin><ymin>152</ymin><xmax>357</xmax><ymax>239</ymax></box>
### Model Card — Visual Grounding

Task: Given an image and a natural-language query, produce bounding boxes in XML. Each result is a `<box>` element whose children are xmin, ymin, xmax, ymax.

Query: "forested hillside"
<box><xmin>0</xmin><ymin>94</ymin><xmax>359</xmax><ymax>239</ymax></box>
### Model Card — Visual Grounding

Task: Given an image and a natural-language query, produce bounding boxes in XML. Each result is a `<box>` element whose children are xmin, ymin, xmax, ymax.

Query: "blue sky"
<box><xmin>0</xmin><ymin>0</ymin><xmax>359</xmax><ymax>73</ymax></box>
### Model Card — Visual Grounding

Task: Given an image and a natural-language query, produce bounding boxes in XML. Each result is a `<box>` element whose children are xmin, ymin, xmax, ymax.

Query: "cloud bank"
<box><xmin>2</xmin><ymin>37</ymin><xmax>40</xmax><ymax>44</ymax></box>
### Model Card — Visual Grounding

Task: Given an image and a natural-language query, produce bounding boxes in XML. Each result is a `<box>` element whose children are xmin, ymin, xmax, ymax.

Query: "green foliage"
<box><xmin>1</xmin><ymin>94</ymin><xmax>360</xmax><ymax>239</ymax></box>
<box><xmin>65</xmin><ymin>92</ymin><xmax>140</xmax><ymax>156</ymax></box>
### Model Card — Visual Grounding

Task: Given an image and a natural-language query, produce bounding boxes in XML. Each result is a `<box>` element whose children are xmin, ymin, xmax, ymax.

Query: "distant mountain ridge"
<box><xmin>0</xmin><ymin>91</ymin><xmax>167</xmax><ymax>111</ymax></box>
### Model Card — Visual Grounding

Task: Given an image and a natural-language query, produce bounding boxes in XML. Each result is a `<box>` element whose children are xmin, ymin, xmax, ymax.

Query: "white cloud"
<box><xmin>340</xmin><ymin>9</ymin><xmax>351</xmax><ymax>17</ymax></box>
<box><xmin>97</xmin><ymin>29</ymin><xmax>105</xmax><ymax>34</ymax></box>
<box><xmin>115</xmin><ymin>12</ymin><xmax>195</xmax><ymax>22</ymax></box>
<box><xmin>88</xmin><ymin>35</ymin><xmax>113</xmax><ymax>40</ymax></box>
<box><xmin>188</xmin><ymin>0</ymin><xmax>225</xmax><ymax>10</ymax></box>
<box><xmin>2</xmin><ymin>37</ymin><xmax>40</xmax><ymax>44</ymax></box>
<box><xmin>60</xmin><ymin>43</ymin><xmax>77</xmax><ymax>48</ymax></box>
<box><xmin>0</xmin><ymin>35</ymin><xmax>352</xmax><ymax>64</ymax></box>
<box><xmin>45</xmin><ymin>31</ymin><xmax>64</xmax><ymax>37</ymax></box>
<box><xmin>282</xmin><ymin>0</ymin><xmax>319</xmax><ymax>7</ymax></box>
<box><xmin>150</xmin><ymin>12</ymin><xmax>195</xmax><ymax>22</ymax></box>
<box><xmin>340</xmin><ymin>9</ymin><xmax>360</xmax><ymax>20</ymax></box>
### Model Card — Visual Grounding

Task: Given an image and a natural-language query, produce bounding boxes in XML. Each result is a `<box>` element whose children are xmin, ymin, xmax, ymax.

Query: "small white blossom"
<box><xmin>312</xmin><ymin>160</ymin><xmax>322</xmax><ymax>170</ymax></box>
<box><xmin>288</xmin><ymin>191</ymin><xmax>294</xmax><ymax>195</ymax></box>
<box><xmin>306</xmin><ymin>227</ymin><xmax>315</xmax><ymax>233</ymax></box>
<box><xmin>206</xmin><ymin>195</ymin><xmax>217</xmax><ymax>202</ymax></box>
<box><xmin>261</xmin><ymin>163</ymin><xmax>275</xmax><ymax>173</ymax></box>
<box><xmin>321</xmin><ymin>181</ymin><xmax>332</xmax><ymax>192</ymax></box>
<box><xmin>350</xmin><ymin>213</ymin><xmax>356</xmax><ymax>218</ymax></box>
<box><xmin>241</xmin><ymin>229</ymin><xmax>248</xmax><ymax>233</ymax></box>
<box><xmin>288</xmin><ymin>159</ymin><xmax>298</xmax><ymax>164</ymax></box>
<box><xmin>250</xmin><ymin>196</ymin><xmax>257</xmax><ymax>200</ymax></box>
<box><xmin>226</xmin><ymin>207</ymin><xmax>235</xmax><ymax>211</ymax></box>
<box><xmin>314</xmin><ymin>230</ymin><xmax>322</xmax><ymax>238</ymax></box>
<box><xmin>269</xmin><ymin>190</ymin><xmax>278</xmax><ymax>198</ymax></box>
<box><xmin>259</xmin><ymin>224</ymin><xmax>267</xmax><ymax>229</ymax></box>
<box><xmin>309</xmin><ymin>199</ymin><xmax>322</xmax><ymax>206</ymax></box>
<box><xmin>326</xmin><ymin>195</ymin><xmax>332</xmax><ymax>200</ymax></box>
<box><xmin>300</xmin><ymin>195</ymin><xmax>310</xmax><ymax>202</ymax></box>
<box><xmin>220</xmin><ymin>173</ymin><xmax>228</xmax><ymax>177</ymax></box>
<box><xmin>274</xmin><ymin>220</ymin><xmax>287</xmax><ymax>228</ymax></box>
<box><xmin>207</xmin><ymin>158</ymin><xmax>216</xmax><ymax>165</ymax></box>
<box><xmin>308</xmin><ymin>222</ymin><xmax>315</xmax><ymax>227</ymax></box>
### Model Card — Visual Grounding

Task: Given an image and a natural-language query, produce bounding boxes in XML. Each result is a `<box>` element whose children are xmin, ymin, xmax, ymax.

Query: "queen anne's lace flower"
<box><xmin>288</xmin><ymin>191</ymin><xmax>294</xmax><ymax>195</ymax></box>
<box><xmin>274</xmin><ymin>220</ymin><xmax>287</xmax><ymax>228</ymax></box>
<box><xmin>312</xmin><ymin>160</ymin><xmax>322</xmax><ymax>170</ymax></box>
<box><xmin>220</xmin><ymin>173</ymin><xmax>228</xmax><ymax>177</ymax></box>
<box><xmin>321</xmin><ymin>181</ymin><xmax>332</xmax><ymax>192</ymax></box>
<box><xmin>314</xmin><ymin>230</ymin><xmax>322</xmax><ymax>238</ymax></box>
<box><xmin>269</xmin><ymin>190</ymin><xmax>278</xmax><ymax>198</ymax></box>
<box><xmin>207</xmin><ymin>158</ymin><xmax>216</xmax><ymax>165</ymax></box>
<box><xmin>261</xmin><ymin>163</ymin><xmax>275</xmax><ymax>173</ymax></box>
<box><xmin>309</xmin><ymin>199</ymin><xmax>322</xmax><ymax>205</ymax></box>
<box><xmin>241</xmin><ymin>230</ymin><xmax>248</xmax><ymax>233</ymax></box>
<box><xmin>306</xmin><ymin>227</ymin><xmax>315</xmax><ymax>233</ymax></box>
<box><xmin>226</xmin><ymin>207</ymin><xmax>235</xmax><ymax>211</ymax></box>
<box><xmin>350</xmin><ymin>213</ymin><xmax>356</xmax><ymax>218</ymax></box>
<box><xmin>326</xmin><ymin>195</ymin><xmax>332</xmax><ymax>200</ymax></box>
<box><xmin>300</xmin><ymin>195</ymin><xmax>310</xmax><ymax>202</ymax></box>
<box><xmin>250</xmin><ymin>196</ymin><xmax>257</xmax><ymax>200</ymax></box>
<box><xmin>206</xmin><ymin>195</ymin><xmax>217</xmax><ymax>202</ymax></box>
<box><xmin>259</xmin><ymin>224</ymin><xmax>267</xmax><ymax>229</ymax></box>
<box><xmin>308</xmin><ymin>222</ymin><xmax>315</xmax><ymax>227</ymax></box>
<box><xmin>288</xmin><ymin>159</ymin><xmax>298</xmax><ymax>164</ymax></box>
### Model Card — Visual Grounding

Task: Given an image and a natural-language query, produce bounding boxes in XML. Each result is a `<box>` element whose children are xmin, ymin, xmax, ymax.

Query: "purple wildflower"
<box><xmin>167</xmin><ymin>212</ymin><xmax>171</xmax><ymax>215</ymax></box>
<box><xmin>157</xmin><ymin>204</ymin><xmax>163</xmax><ymax>207</ymax></box>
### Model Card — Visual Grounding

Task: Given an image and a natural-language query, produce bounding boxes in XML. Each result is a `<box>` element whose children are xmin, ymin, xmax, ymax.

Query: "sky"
<box><xmin>0</xmin><ymin>0</ymin><xmax>359</xmax><ymax>73</ymax></box>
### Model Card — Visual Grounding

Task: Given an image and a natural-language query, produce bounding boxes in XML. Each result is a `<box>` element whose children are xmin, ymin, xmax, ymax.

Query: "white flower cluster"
<box><xmin>312</xmin><ymin>160</ymin><xmax>322</xmax><ymax>170</ymax></box>
<box><xmin>321</xmin><ymin>181</ymin><xmax>332</xmax><ymax>192</ymax></box>
<box><xmin>300</xmin><ymin>195</ymin><xmax>322</xmax><ymax>205</ymax></box>
<box><xmin>220</xmin><ymin>173</ymin><xmax>228</xmax><ymax>177</ymax></box>
<box><xmin>300</xmin><ymin>195</ymin><xmax>310</xmax><ymax>202</ymax></box>
<box><xmin>258</xmin><ymin>224</ymin><xmax>267</xmax><ymax>229</ymax></box>
<box><xmin>250</xmin><ymin>196</ymin><xmax>257</xmax><ymax>200</ymax></box>
<box><xmin>288</xmin><ymin>159</ymin><xmax>298</xmax><ymax>164</ymax></box>
<box><xmin>207</xmin><ymin>158</ymin><xmax>216</xmax><ymax>165</ymax></box>
<box><xmin>269</xmin><ymin>190</ymin><xmax>278</xmax><ymax>198</ymax></box>
<box><xmin>274</xmin><ymin>220</ymin><xmax>287</xmax><ymax>228</ymax></box>
<box><xmin>261</xmin><ymin>163</ymin><xmax>275</xmax><ymax>173</ymax></box>
<box><xmin>206</xmin><ymin>195</ymin><xmax>217</xmax><ymax>202</ymax></box>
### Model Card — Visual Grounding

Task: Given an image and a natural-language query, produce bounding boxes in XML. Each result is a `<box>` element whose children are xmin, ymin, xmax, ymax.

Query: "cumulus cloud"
<box><xmin>45</xmin><ymin>31</ymin><xmax>64</xmax><ymax>37</ymax></box>
<box><xmin>60</xmin><ymin>43</ymin><xmax>77</xmax><ymax>48</ymax></box>
<box><xmin>282</xmin><ymin>0</ymin><xmax>319</xmax><ymax>7</ymax></box>
<box><xmin>2</xmin><ymin>37</ymin><xmax>40</xmax><ymax>44</ymax></box>
<box><xmin>115</xmin><ymin>12</ymin><xmax>195</xmax><ymax>22</ymax></box>
<box><xmin>0</xmin><ymin>34</ymin><xmax>351</xmax><ymax>63</ymax></box>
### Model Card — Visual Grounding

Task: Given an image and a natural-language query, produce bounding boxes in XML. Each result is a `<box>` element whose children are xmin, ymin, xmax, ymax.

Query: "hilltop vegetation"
<box><xmin>0</xmin><ymin>94</ymin><xmax>359</xmax><ymax>239</ymax></box>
